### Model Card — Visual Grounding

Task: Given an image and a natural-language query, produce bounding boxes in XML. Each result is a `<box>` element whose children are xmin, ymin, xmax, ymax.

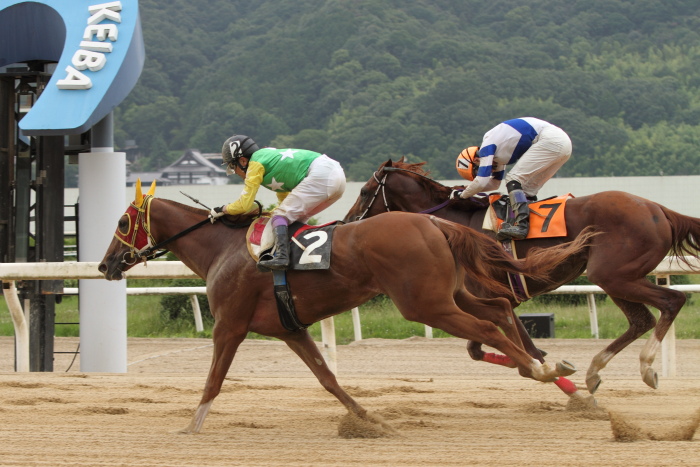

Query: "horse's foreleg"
<box><xmin>181</xmin><ymin>326</ymin><xmax>246</xmax><ymax>434</ymax></box>
<box><xmin>282</xmin><ymin>330</ymin><xmax>368</xmax><ymax>418</ymax></box>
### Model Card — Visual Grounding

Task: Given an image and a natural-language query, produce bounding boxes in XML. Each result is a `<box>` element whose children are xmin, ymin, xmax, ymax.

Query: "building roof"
<box><xmin>126</xmin><ymin>172</ymin><xmax>172</xmax><ymax>187</ymax></box>
<box><xmin>161</xmin><ymin>149</ymin><xmax>226</xmax><ymax>176</ymax></box>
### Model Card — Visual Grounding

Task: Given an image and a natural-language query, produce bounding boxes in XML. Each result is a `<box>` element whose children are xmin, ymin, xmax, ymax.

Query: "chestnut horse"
<box><xmin>343</xmin><ymin>158</ymin><xmax>700</xmax><ymax>394</ymax></box>
<box><xmin>99</xmin><ymin>181</ymin><xmax>594</xmax><ymax>433</ymax></box>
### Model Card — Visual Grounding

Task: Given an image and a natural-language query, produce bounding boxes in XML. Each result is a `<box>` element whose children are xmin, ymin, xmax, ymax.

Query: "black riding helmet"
<box><xmin>221</xmin><ymin>135</ymin><xmax>260</xmax><ymax>175</ymax></box>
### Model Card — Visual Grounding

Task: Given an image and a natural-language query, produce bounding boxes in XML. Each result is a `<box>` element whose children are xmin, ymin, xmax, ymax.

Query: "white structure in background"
<box><xmin>66</xmin><ymin>174</ymin><xmax>700</xmax><ymax>227</ymax></box>
<box><xmin>125</xmin><ymin>149</ymin><xmax>228</xmax><ymax>188</ymax></box>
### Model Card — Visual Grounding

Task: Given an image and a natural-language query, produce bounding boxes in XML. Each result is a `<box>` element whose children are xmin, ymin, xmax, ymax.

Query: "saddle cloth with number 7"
<box><xmin>246</xmin><ymin>217</ymin><xmax>340</xmax><ymax>270</ymax></box>
<box><xmin>483</xmin><ymin>193</ymin><xmax>573</xmax><ymax>239</ymax></box>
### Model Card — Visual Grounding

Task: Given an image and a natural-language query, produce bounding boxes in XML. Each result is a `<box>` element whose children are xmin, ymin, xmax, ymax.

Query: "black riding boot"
<box><xmin>257</xmin><ymin>225</ymin><xmax>290</xmax><ymax>271</ymax></box>
<box><xmin>496</xmin><ymin>189</ymin><xmax>530</xmax><ymax>241</ymax></box>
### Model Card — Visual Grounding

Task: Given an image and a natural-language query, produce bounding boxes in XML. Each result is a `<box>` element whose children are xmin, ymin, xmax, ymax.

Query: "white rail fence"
<box><xmin>2</xmin><ymin>257</ymin><xmax>700</xmax><ymax>374</ymax></box>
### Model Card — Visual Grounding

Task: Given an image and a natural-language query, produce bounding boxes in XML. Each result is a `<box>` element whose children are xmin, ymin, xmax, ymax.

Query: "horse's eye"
<box><xmin>118</xmin><ymin>216</ymin><xmax>130</xmax><ymax>235</ymax></box>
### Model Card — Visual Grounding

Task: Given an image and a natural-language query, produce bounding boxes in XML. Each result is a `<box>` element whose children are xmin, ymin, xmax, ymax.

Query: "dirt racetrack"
<box><xmin>1</xmin><ymin>336</ymin><xmax>699</xmax><ymax>466</ymax></box>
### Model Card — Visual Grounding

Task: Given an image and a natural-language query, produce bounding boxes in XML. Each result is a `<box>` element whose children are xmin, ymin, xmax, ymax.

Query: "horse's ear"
<box><xmin>385</xmin><ymin>159</ymin><xmax>394</xmax><ymax>167</ymax></box>
<box><xmin>146</xmin><ymin>180</ymin><xmax>156</xmax><ymax>197</ymax></box>
<box><xmin>397</xmin><ymin>156</ymin><xmax>406</xmax><ymax>163</ymax></box>
<box><xmin>134</xmin><ymin>178</ymin><xmax>144</xmax><ymax>208</ymax></box>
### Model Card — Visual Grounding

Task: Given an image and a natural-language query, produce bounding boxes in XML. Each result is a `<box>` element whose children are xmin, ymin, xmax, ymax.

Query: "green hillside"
<box><xmin>114</xmin><ymin>0</ymin><xmax>700</xmax><ymax>180</ymax></box>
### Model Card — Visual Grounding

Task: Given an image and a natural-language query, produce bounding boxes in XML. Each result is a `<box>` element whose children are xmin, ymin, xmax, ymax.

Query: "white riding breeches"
<box><xmin>260</xmin><ymin>155</ymin><xmax>346</xmax><ymax>252</ymax></box>
<box><xmin>505</xmin><ymin>125</ymin><xmax>572</xmax><ymax>197</ymax></box>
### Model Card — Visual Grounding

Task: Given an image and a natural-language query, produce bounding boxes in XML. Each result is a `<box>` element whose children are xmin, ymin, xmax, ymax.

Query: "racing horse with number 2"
<box><xmin>343</xmin><ymin>158</ymin><xmax>700</xmax><ymax>394</ymax></box>
<box><xmin>99</xmin><ymin>180</ymin><xmax>595</xmax><ymax>434</ymax></box>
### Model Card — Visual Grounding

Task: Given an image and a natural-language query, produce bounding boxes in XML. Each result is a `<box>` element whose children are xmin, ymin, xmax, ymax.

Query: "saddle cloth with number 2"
<box><xmin>246</xmin><ymin>217</ymin><xmax>340</xmax><ymax>270</ymax></box>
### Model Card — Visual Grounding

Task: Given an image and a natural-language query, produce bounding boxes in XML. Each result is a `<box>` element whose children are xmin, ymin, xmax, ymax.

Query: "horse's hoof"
<box><xmin>586</xmin><ymin>374</ymin><xmax>602</xmax><ymax>394</ymax></box>
<box><xmin>569</xmin><ymin>391</ymin><xmax>598</xmax><ymax>408</ymax></box>
<box><xmin>556</xmin><ymin>360</ymin><xmax>577</xmax><ymax>376</ymax></box>
<box><xmin>642</xmin><ymin>367</ymin><xmax>659</xmax><ymax>389</ymax></box>
<box><xmin>466</xmin><ymin>342</ymin><xmax>484</xmax><ymax>361</ymax></box>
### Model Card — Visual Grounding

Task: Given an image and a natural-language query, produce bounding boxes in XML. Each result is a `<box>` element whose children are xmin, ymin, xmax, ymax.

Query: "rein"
<box><xmin>355</xmin><ymin>166</ymin><xmax>455</xmax><ymax>220</ymax></box>
<box><xmin>119</xmin><ymin>197</ymin><xmax>262</xmax><ymax>265</ymax></box>
<box><xmin>136</xmin><ymin>217</ymin><xmax>212</xmax><ymax>260</ymax></box>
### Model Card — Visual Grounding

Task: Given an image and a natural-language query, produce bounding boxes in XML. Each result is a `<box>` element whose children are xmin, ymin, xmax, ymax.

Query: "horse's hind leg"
<box><xmin>181</xmin><ymin>325</ymin><xmax>246</xmax><ymax>434</ymax></box>
<box><xmin>457</xmin><ymin>296</ymin><xmax>545</xmax><ymax>366</ymax></box>
<box><xmin>585</xmin><ymin>297</ymin><xmax>655</xmax><ymax>394</ymax></box>
<box><xmin>454</xmin><ymin>291</ymin><xmax>521</xmax><ymax>368</ymax></box>
<box><xmin>585</xmin><ymin>282</ymin><xmax>685</xmax><ymax>393</ymax></box>
<box><xmin>282</xmin><ymin>329</ymin><xmax>368</xmax><ymax>418</ymax></box>
<box><xmin>638</xmin><ymin>287</ymin><xmax>685</xmax><ymax>388</ymax></box>
<box><xmin>396</xmin><ymin>294</ymin><xmax>574</xmax><ymax>382</ymax></box>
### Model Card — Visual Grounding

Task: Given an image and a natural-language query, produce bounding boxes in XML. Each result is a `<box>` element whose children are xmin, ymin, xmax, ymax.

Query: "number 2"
<box><xmin>298</xmin><ymin>231</ymin><xmax>328</xmax><ymax>264</ymax></box>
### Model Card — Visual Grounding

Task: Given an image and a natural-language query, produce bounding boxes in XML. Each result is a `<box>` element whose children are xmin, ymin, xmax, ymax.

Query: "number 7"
<box><xmin>538</xmin><ymin>203</ymin><xmax>562</xmax><ymax>233</ymax></box>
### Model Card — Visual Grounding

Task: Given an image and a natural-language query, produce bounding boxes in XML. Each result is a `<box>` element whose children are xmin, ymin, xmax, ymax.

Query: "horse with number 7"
<box><xmin>98</xmin><ymin>179</ymin><xmax>596</xmax><ymax>434</ymax></box>
<box><xmin>343</xmin><ymin>158</ymin><xmax>700</xmax><ymax>395</ymax></box>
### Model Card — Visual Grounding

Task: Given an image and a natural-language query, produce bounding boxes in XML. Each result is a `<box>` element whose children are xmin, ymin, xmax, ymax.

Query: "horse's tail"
<box><xmin>659</xmin><ymin>205</ymin><xmax>700</xmax><ymax>270</ymax></box>
<box><xmin>428</xmin><ymin>216</ymin><xmax>598</xmax><ymax>296</ymax></box>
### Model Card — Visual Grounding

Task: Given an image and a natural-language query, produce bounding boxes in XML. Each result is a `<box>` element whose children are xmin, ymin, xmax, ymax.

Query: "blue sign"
<box><xmin>0</xmin><ymin>0</ymin><xmax>145</xmax><ymax>135</ymax></box>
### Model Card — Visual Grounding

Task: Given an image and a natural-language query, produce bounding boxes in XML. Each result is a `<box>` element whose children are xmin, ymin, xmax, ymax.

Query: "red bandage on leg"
<box><xmin>554</xmin><ymin>377</ymin><xmax>578</xmax><ymax>395</ymax></box>
<box><xmin>482</xmin><ymin>353</ymin><xmax>515</xmax><ymax>368</ymax></box>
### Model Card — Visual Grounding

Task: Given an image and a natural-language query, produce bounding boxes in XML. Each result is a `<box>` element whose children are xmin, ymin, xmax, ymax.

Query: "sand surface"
<box><xmin>1</xmin><ymin>336</ymin><xmax>699</xmax><ymax>466</ymax></box>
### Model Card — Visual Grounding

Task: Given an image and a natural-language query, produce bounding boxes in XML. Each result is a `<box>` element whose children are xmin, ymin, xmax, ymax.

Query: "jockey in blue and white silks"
<box><xmin>456</xmin><ymin>117</ymin><xmax>572</xmax><ymax>240</ymax></box>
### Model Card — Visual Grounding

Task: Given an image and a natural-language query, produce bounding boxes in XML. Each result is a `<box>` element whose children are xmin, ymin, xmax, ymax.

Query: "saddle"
<box><xmin>483</xmin><ymin>193</ymin><xmax>573</xmax><ymax>239</ymax></box>
<box><xmin>246</xmin><ymin>217</ymin><xmax>341</xmax><ymax>270</ymax></box>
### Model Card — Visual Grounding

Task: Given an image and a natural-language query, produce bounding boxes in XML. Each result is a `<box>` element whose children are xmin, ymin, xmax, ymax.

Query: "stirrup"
<box><xmin>257</xmin><ymin>255</ymin><xmax>290</xmax><ymax>271</ymax></box>
<box><xmin>496</xmin><ymin>223</ymin><xmax>528</xmax><ymax>241</ymax></box>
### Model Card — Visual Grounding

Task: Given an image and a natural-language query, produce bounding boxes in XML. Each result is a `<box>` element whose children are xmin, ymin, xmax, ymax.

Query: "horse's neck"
<box><xmin>150</xmin><ymin>200</ymin><xmax>221</xmax><ymax>278</ymax></box>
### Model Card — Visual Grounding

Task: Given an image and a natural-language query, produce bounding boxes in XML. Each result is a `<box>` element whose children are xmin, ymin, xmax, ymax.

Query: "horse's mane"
<box><xmin>381</xmin><ymin>158</ymin><xmax>490</xmax><ymax>211</ymax></box>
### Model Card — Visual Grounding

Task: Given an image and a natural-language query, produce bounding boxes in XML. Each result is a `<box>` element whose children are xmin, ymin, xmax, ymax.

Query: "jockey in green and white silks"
<box><xmin>212</xmin><ymin>135</ymin><xmax>346</xmax><ymax>271</ymax></box>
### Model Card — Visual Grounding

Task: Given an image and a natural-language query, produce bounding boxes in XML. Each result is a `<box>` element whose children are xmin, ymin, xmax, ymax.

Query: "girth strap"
<box><xmin>500</xmin><ymin>239</ymin><xmax>532</xmax><ymax>303</ymax></box>
<box><xmin>272</xmin><ymin>270</ymin><xmax>310</xmax><ymax>332</ymax></box>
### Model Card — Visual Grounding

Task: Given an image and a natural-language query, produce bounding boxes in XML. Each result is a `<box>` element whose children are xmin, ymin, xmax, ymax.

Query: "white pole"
<box><xmin>586</xmin><ymin>294</ymin><xmax>599</xmax><ymax>339</ymax></box>
<box><xmin>3</xmin><ymin>281</ymin><xmax>29</xmax><ymax>372</ymax></box>
<box><xmin>657</xmin><ymin>274</ymin><xmax>677</xmax><ymax>377</ymax></box>
<box><xmin>662</xmin><ymin>322</ymin><xmax>677</xmax><ymax>377</ymax></box>
<box><xmin>78</xmin><ymin>117</ymin><xmax>127</xmax><ymax>372</ymax></box>
<box><xmin>320</xmin><ymin>317</ymin><xmax>337</xmax><ymax>374</ymax></box>
<box><xmin>189</xmin><ymin>295</ymin><xmax>204</xmax><ymax>332</ymax></box>
<box><xmin>351</xmin><ymin>307</ymin><xmax>362</xmax><ymax>341</ymax></box>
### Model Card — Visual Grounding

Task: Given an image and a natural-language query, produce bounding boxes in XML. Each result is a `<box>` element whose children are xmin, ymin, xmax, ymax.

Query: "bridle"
<box><xmin>113</xmin><ymin>194</ymin><xmax>163</xmax><ymax>265</ymax></box>
<box><xmin>114</xmin><ymin>196</ymin><xmax>262</xmax><ymax>266</ymax></box>
<box><xmin>353</xmin><ymin>167</ymin><xmax>456</xmax><ymax>221</ymax></box>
